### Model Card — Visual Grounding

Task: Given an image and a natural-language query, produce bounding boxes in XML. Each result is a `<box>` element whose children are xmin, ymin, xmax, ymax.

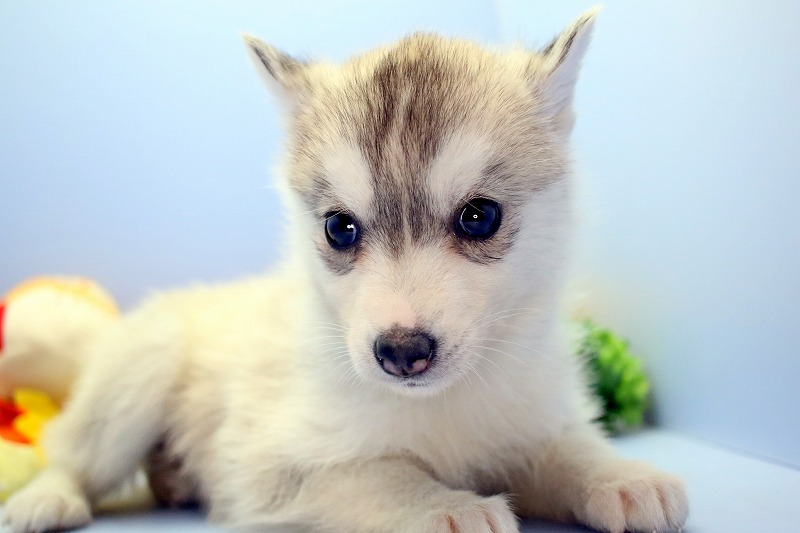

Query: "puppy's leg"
<box><xmin>3</xmin><ymin>306</ymin><xmax>184</xmax><ymax>533</ymax></box>
<box><xmin>511</xmin><ymin>425</ymin><xmax>688</xmax><ymax>533</ymax></box>
<box><xmin>217</xmin><ymin>456</ymin><xmax>518</xmax><ymax>533</ymax></box>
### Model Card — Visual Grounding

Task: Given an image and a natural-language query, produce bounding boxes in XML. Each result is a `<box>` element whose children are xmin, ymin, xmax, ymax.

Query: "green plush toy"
<box><xmin>576</xmin><ymin>320</ymin><xmax>650</xmax><ymax>434</ymax></box>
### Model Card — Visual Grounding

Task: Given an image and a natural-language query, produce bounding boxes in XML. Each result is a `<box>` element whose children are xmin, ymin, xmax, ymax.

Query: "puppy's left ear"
<box><xmin>242</xmin><ymin>34</ymin><xmax>312</xmax><ymax>113</ymax></box>
<box><xmin>536</xmin><ymin>7</ymin><xmax>599</xmax><ymax>134</ymax></box>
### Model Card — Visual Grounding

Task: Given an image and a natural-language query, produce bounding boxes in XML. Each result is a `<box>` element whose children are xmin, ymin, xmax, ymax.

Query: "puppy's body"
<box><xmin>4</xmin><ymin>10</ymin><xmax>688</xmax><ymax>533</ymax></box>
<box><xmin>115</xmin><ymin>263</ymin><xmax>587</xmax><ymax>526</ymax></box>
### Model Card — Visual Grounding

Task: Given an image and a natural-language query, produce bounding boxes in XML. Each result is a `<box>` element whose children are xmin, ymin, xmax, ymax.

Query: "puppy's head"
<box><xmin>244</xmin><ymin>10</ymin><xmax>597</xmax><ymax>396</ymax></box>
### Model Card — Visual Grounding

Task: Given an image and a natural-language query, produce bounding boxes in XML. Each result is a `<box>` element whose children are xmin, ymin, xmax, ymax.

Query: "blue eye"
<box><xmin>325</xmin><ymin>212</ymin><xmax>360</xmax><ymax>249</ymax></box>
<box><xmin>456</xmin><ymin>198</ymin><xmax>501</xmax><ymax>239</ymax></box>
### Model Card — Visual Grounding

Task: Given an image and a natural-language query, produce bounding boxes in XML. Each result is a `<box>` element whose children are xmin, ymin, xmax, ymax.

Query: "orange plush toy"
<box><xmin>0</xmin><ymin>277</ymin><xmax>118</xmax><ymax>402</ymax></box>
<box><xmin>0</xmin><ymin>277</ymin><xmax>119</xmax><ymax>501</ymax></box>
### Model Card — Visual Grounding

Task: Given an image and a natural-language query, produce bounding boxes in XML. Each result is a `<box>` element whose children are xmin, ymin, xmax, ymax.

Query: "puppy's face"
<box><xmin>245</xmin><ymin>12</ymin><xmax>596</xmax><ymax>395</ymax></box>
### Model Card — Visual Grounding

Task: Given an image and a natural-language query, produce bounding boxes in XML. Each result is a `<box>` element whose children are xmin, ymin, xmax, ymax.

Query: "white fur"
<box><xmin>3</xmin><ymin>9</ymin><xmax>688</xmax><ymax>533</ymax></box>
<box><xmin>321</xmin><ymin>143</ymin><xmax>375</xmax><ymax>216</ymax></box>
<box><xmin>426</xmin><ymin>131</ymin><xmax>496</xmax><ymax>218</ymax></box>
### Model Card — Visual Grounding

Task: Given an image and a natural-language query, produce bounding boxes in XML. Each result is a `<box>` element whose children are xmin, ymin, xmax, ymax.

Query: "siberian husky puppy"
<box><xmin>3</xmin><ymin>8</ymin><xmax>688</xmax><ymax>533</ymax></box>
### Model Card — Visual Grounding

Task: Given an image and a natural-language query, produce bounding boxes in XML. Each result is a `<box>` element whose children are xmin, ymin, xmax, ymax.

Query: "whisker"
<box><xmin>323</xmin><ymin>348</ymin><xmax>350</xmax><ymax>360</ymax></box>
<box><xmin>490</xmin><ymin>322</ymin><xmax>531</xmax><ymax>331</ymax></box>
<box><xmin>308</xmin><ymin>340</ymin><xmax>347</xmax><ymax>349</ymax></box>
<box><xmin>475</xmin><ymin>310</ymin><xmax>537</xmax><ymax>328</ymax></box>
<box><xmin>301</xmin><ymin>335</ymin><xmax>346</xmax><ymax>344</ymax></box>
<box><xmin>472</xmin><ymin>359</ymin><xmax>500</xmax><ymax>384</ymax></box>
<box><xmin>323</xmin><ymin>346</ymin><xmax>350</xmax><ymax>356</ymax></box>
<box><xmin>477</xmin><ymin>306</ymin><xmax>536</xmax><ymax>318</ymax></box>
<box><xmin>326</xmin><ymin>354</ymin><xmax>350</xmax><ymax>365</ymax></box>
<box><xmin>290</xmin><ymin>206</ymin><xmax>326</xmax><ymax>219</ymax></box>
<box><xmin>309</xmin><ymin>326</ymin><xmax>348</xmax><ymax>333</ymax></box>
<box><xmin>473</xmin><ymin>307</ymin><xmax>537</xmax><ymax>326</ymax></box>
<box><xmin>472</xmin><ymin>344</ymin><xmax>531</xmax><ymax>366</ymax></box>
<box><xmin>472</xmin><ymin>352</ymin><xmax>510</xmax><ymax>380</ymax></box>
<box><xmin>308</xmin><ymin>321</ymin><xmax>347</xmax><ymax>331</ymax></box>
<box><xmin>324</xmin><ymin>210</ymin><xmax>345</xmax><ymax>222</ymax></box>
<box><xmin>344</xmin><ymin>368</ymin><xmax>363</xmax><ymax>389</ymax></box>
<box><xmin>333</xmin><ymin>360</ymin><xmax>356</xmax><ymax>387</ymax></box>
<box><xmin>474</xmin><ymin>337</ymin><xmax>544</xmax><ymax>354</ymax></box>
<box><xmin>303</xmin><ymin>341</ymin><xmax>346</xmax><ymax>353</ymax></box>
<box><xmin>318</xmin><ymin>347</ymin><xmax>349</xmax><ymax>357</ymax></box>
<box><xmin>456</xmin><ymin>368</ymin><xmax>472</xmax><ymax>392</ymax></box>
<box><xmin>464</xmin><ymin>361</ymin><xmax>489</xmax><ymax>389</ymax></box>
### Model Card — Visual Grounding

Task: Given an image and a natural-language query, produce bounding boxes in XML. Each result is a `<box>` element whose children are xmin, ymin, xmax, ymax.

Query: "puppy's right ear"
<box><xmin>242</xmin><ymin>35</ymin><xmax>311</xmax><ymax>112</ymax></box>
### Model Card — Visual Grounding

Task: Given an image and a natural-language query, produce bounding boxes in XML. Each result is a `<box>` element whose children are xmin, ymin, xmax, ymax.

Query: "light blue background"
<box><xmin>2</xmin><ymin>1</ymin><xmax>798</xmax><ymax>471</ymax></box>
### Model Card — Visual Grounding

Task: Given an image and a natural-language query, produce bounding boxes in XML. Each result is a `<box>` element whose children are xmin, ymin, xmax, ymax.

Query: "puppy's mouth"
<box><xmin>391</xmin><ymin>373</ymin><xmax>438</xmax><ymax>391</ymax></box>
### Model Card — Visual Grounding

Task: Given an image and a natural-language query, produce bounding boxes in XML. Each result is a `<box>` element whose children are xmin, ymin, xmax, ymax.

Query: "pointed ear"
<box><xmin>537</xmin><ymin>7</ymin><xmax>599</xmax><ymax>130</ymax></box>
<box><xmin>241</xmin><ymin>34</ymin><xmax>311</xmax><ymax>112</ymax></box>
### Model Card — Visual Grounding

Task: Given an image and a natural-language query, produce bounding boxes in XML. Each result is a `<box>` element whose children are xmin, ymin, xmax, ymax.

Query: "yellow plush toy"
<box><xmin>0</xmin><ymin>389</ymin><xmax>59</xmax><ymax>500</ymax></box>
<box><xmin>0</xmin><ymin>277</ymin><xmax>119</xmax><ymax>501</ymax></box>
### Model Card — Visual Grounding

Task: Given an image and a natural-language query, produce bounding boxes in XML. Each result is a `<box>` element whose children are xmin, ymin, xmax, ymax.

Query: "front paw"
<box><xmin>421</xmin><ymin>494</ymin><xmax>518</xmax><ymax>533</ymax></box>
<box><xmin>579</xmin><ymin>461</ymin><xmax>688</xmax><ymax>533</ymax></box>
<box><xmin>3</xmin><ymin>490</ymin><xmax>91</xmax><ymax>533</ymax></box>
<box><xmin>2</xmin><ymin>469</ymin><xmax>92</xmax><ymax>533</ymax></box>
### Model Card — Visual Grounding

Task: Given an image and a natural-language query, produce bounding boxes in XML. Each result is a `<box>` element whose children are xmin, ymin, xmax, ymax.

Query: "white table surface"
<box><xmin>3</xmin><ymin>429</ymin><xmax>799</xmax><ymax>532</ymax></box>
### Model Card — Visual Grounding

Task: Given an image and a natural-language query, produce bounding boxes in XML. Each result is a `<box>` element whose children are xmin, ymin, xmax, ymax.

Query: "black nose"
<box><xmin>373</xmin><ymin>328</ymin><xmax>436</xmax><ymax>377</ymax></box>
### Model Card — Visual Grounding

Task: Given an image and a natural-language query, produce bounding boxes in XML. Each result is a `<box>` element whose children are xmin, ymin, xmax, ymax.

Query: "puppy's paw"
<box><xmin>422</xmin><ymin>494</ymin><xmax>518</xmax><ymax>533</ymax></box>
<box><xmin>3</xmin><ymin>480</ymin><xmax>91</xmax><ymax>533</ymax></box>
<box><xmin>579</xmin><ymin>461</ymin><xmax>688</xmax><ymax>533</ymax></box>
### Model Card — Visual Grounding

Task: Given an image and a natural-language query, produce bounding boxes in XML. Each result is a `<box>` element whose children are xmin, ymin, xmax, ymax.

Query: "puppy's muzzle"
<box><xmin>373</xmin><ymin>327</ymin><xmax>436</xmax><ymax>377</ymax></box>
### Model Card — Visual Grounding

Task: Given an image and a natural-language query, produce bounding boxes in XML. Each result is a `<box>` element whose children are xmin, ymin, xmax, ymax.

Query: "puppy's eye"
<box><xmin>456</xmin><ymin>198</ymin><xmax>501</xmax><ymax>239</ymax></box>
<box><xmin>325</xmin><ymin>212</ymin><xmax>360</xmax><ymax>249</ymax></box>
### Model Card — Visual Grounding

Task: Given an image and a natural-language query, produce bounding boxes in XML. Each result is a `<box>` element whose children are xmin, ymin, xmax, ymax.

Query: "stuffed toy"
<box><xmin>0</xmin><ymin>277</ymin><xmax>119</xmax><ymax>501</ymax></box>
<box><xmin>0</xmin><ymin>389</ymin><xmax>59</xmax><ymax>501</ymax></box>
<box><xmin>0</xmin><ymin>277</ymin><xmax>118</xmax><ymax>403</ymax></box>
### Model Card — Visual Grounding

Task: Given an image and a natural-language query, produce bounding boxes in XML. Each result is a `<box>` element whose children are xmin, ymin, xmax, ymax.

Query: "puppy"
<box><xmin>3</xmin><ymin>8</ymin><xmax>688</xmax><ymax>533</ymax></box>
